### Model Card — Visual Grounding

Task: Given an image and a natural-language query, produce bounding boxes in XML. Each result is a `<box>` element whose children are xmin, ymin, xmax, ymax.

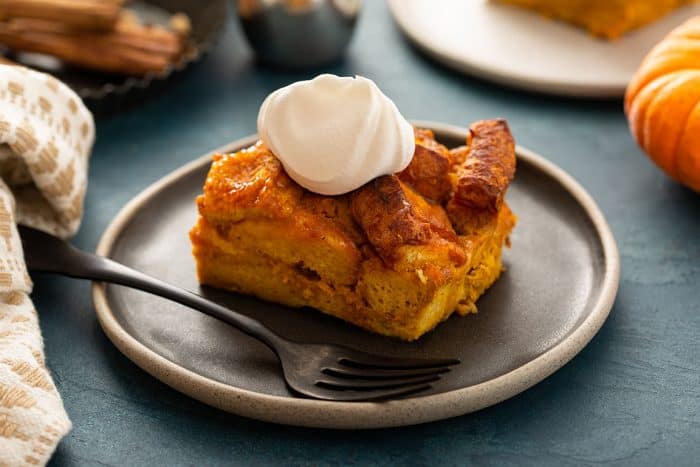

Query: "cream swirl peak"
<box><xmin>257</xmin><ymin>74</ymin><xmax>415</xmax><ymax>195</ymax></box>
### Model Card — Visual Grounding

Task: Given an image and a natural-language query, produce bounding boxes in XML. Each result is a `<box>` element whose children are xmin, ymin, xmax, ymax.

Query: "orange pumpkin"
<box><xmin>625</xmin><ymin>16</ymin><xmax>700</xmax><ymax>193</ymax></box>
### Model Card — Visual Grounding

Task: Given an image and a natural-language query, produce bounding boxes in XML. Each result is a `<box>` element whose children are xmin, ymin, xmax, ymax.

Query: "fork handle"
<box><xmin>34</xmin><ymin>238</ymin><xmax>286</xmax><ymax>351</ymax></box>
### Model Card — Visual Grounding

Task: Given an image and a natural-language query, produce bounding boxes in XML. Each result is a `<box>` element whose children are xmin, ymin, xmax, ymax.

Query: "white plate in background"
<box><xmin>388</xmin><ymin>0</ymin><xmax>700</xmax><ymax>97</ymax></box>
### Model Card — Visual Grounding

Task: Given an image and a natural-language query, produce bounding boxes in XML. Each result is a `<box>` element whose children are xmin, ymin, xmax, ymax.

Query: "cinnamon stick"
<box><xmin>0</xmin><ymin>17</ymin><xmax>184</xmax><ymax>75</ymax></box>
<box><xmin>0</xmin><ymin>0</ymin><xmax>124</xmax><ymax>32</ymax></box>
<box><xmin>9</xmin><ymin>16</ymin><xmax>183</xmax><ymax>55</ymax></box>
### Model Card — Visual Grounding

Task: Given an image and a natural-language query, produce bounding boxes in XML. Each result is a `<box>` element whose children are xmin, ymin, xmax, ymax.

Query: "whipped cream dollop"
<box><xmin>257</xmin><ymin>74</ymin><xmax>415</xmax><ymax>195</ymax></box>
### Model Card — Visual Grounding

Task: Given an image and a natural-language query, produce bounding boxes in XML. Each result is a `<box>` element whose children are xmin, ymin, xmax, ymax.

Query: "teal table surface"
<box><xmin>40</xmin><ymin>2</ymin><xmax>699</xmax><ymax>466</ymax></box>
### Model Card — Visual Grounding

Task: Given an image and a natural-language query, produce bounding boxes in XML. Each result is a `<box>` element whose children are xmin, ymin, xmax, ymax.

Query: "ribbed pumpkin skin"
<box><xmin>625</xmin><ymin>17</ymin><xmax>700</xmax><ymax>193</ymax></box>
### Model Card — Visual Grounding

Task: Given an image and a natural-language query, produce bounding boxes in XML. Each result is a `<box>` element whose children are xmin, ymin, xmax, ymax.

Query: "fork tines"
<box><xmin>310</xmin><ymin>355</ymin><xmax>459</xmax><ymax>402</ymax></box>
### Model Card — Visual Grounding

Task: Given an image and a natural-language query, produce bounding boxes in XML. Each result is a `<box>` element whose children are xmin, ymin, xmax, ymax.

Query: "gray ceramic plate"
<box><xmin>93</xmin><ymin>122</ymin><xmax>620</xmax><ymax>429</ymax></box>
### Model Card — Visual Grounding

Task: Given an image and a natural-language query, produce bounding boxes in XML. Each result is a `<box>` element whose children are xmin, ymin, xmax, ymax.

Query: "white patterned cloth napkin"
<box><xmin>0</xmin><ymin>64</ymin><xmax>94</xmax><ymax>466</ymax></box>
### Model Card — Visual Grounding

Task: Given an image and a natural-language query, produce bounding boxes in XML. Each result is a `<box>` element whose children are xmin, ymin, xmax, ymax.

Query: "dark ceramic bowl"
<box><xmin>8</xmin><ymin>0</ymin><xmax>228</xmax><ymax>116</ymax></box>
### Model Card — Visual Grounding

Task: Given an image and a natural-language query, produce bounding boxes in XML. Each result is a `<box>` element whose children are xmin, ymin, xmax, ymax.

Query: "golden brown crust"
<box><xmin>196</xmin><ymin>142</ymin><xmax>301</xmax><ymax>223</ymax></box>
<box><xmin>299</xmin><ymin>191</ymin><xmax>367</xmax><ymax>245</ymax></box>
<box><xmin>397</xmin><ymin>129</ymin><xmax>453</xmax><ymax>202</ymax></box>
<box><xmin>349</xmin><ymin>175</ymin><xmax>463</xmax><ymax>267</ymax></box>
<box><xmin>449</xmin><ymin>145</ymin><xmax>469</xmax><ymax>167</ymax></box>
<box><xmin>447</xmin><ymin>119</ymin><xmax>516</xmax><ymax>233</ymax></box>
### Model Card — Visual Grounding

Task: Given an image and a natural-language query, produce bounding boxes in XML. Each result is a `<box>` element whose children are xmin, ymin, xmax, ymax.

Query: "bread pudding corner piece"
<box><xmin>496</xmin><ymin>0</ymin><xmax>692</xmax><ymax>40</ymax></box>
<box><xmin>191</xmin><ymin>142</ymin><xmax>362</xmax><ymax>309</ymax></box>
<box><xmin>190</xmin><ymin>121</ymin><xmax>517</xmax><ymax>341</ymax></box>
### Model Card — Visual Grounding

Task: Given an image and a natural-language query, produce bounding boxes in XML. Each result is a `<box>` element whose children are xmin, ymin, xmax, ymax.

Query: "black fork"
<box><xmin>20</xmin><ymin>226</ymin><xmax>459</xmax><ymax>402</ymax></box>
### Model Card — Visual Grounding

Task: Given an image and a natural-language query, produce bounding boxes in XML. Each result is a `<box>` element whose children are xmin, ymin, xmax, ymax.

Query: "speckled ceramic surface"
<box><xmin>92</xmin><ymin>122</ymin><xmax>619</xmax><ymax>428</ymax></box>
<box><xmin>388</xmin><ymin>0</ymin><xmax>700</xmax><ymax>97</ymax></box>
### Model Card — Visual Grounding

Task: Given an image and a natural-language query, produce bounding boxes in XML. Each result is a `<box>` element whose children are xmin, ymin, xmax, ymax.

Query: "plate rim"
<box><xmin>92</xmin><ymin>121</ymin><xmax>620</xmax><ymax>429</ymax></box>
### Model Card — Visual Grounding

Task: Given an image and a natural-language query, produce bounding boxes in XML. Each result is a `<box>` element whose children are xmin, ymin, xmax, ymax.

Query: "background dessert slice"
<box><xmin>496</xmin><ymin>0</ymin><xmax>692</xmax><ymax>39</ymax></box>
